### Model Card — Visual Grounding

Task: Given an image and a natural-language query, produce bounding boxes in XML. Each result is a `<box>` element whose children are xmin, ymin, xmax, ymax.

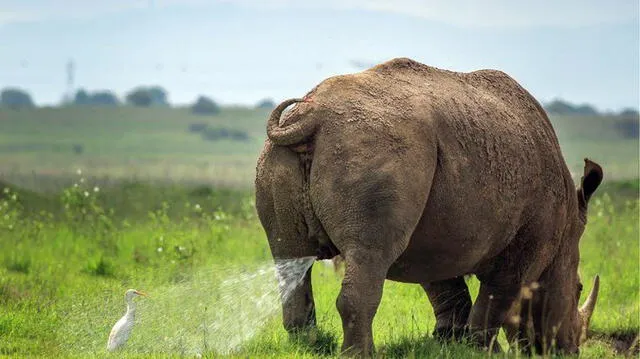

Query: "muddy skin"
<box><xmin>256</xmin><ymin>57</ymin><xmax>602</xmax><ymax>357</ymax></box>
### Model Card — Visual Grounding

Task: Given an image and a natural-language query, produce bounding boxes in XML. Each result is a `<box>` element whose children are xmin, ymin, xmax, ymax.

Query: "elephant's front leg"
<box><xmin>421</xmin><ymin>277</ymin><xmax>472</xmax><ymax>341</ymax></box>
<box><xmin>278</xmin><ymin>261</ymin><xmax>316</xmax><ymax>333</ymax></box>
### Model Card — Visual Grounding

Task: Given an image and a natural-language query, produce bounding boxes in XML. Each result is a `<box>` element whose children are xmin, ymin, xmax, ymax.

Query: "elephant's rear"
<box><xmin>368</xmin><ymin>59</ymin><xmax>576</xmax><ymax>281</ymax></box>
<box><xmin>256</xmin><ymin>58</ymin><xmax>596</xmax><ymax>356</ymax></box>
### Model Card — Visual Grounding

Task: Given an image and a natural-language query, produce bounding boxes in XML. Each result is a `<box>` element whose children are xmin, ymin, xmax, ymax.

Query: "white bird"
<box><xmin>107</xmin><ymin>289</ymin><xmax>148</xmax><ymax>352</ymax></box>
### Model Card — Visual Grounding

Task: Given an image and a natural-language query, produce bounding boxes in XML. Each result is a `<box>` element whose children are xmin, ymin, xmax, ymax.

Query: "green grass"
<box><xmin>0</xmin><ymin>106</ymin><xmax>271</xmax><ymax>188</ymax></box>
<box><xmin>0</xmin><ymin>106</ymin><xmax>637</xmax><ymax>357</ymax></box>
<box><xmin>0</xmin><ymin>107</ymin><xmax>637</xmax><ymax>188</ymax></box>
<box><xmin>0</xmin><ymin>177</ymin><xmax>637</xmax><ymax>358</ymax></box>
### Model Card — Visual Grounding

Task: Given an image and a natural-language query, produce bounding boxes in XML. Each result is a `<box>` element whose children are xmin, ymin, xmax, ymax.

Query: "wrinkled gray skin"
<box><xmin>255</xmin><ymin>58</ymin><xmax>602</xmax><ymax>357</ymax></box>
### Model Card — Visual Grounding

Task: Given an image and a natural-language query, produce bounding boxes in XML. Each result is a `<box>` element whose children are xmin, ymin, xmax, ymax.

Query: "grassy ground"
<box><xmin>0</xmin><ymin>106</ymin><xmax>271</xmax><ymax>189</ymax></box>
<box><xmin>0</xmin><ymin>106</ymin><xmax>637</xmax><ymax>357</ymax></box>
<box><xmin>0</xmin><ymin>107</ymin><xmax>638</xmax><ymax>189</ymax></box>
<box><xmin>0</xmin><ymin>175</ymin><xmax>637</xmax><ymax>358</ymax></box>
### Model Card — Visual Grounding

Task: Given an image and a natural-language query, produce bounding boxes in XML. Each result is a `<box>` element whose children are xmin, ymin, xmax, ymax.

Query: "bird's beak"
<box><xmin>134</xmin><ymin>290</ymin><xmax>149</xmax><ymax>298</ymax></box>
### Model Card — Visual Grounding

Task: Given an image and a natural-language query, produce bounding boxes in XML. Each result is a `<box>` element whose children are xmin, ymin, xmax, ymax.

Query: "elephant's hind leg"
<box><xmin>336</xmin><ymin>250</ymin><xmax>391</xmax><ymax>356</ymax></box>
<box><xmin>327</xmin><ymin>189</ymin><xmax>429</xmax><ymax>356</ymax></box>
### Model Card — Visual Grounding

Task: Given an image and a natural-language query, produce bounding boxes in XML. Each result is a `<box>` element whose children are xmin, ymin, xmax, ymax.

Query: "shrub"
<box><xmin>125</xmin><ymin>86</ymin><xmax>168</xmax><ymax>107</ymax></box>
<box><xmin>255</xmin><ymin>98</ymin><xmax>275</xmax><ymax>109</ymax></box>
<box><xmin>0</xmin><ymin>88</ymin><xmax>35</xmax><ymax>109</ymax></box>
<box><xmin>147</xmin><ymin>86</ymin><xmax>169</xmax><ymax>106</ymax></box>
<box><xmin>191</xmin><ymin>96</ymin><xmax>220</xmax><ymax>115</ymax></box>
<box><xmin>72</xmin><ymin>144</ymin><xmax>84</xmax><ymax>155</ymax></box>
<box><xmin>73</xmin><ymin>89</ymin><xmax>91</xmax><ymax>105</ymax></box>
<box><xmin>615</xmin><ymin>110</ymin><xmax>640</xmax><ymax>139</ymax></box>
<box><xmin>201</xmin><ymin>127</ymin><xmax>249</xmax><ymax>142</ymax></box>
<box><xmin>126</xmin><ymin>88</ymin><xmax>153</xmax><ymax>107</ymax></box>
<box><xmin>90</xmin><ymin>91</ymin><xmax>120</xmax><ymax>106</ymax></box>
<box><xmin>188</xmin><ymin>123</ymin><xmax>208</xmax><ymax>133</ymax></box>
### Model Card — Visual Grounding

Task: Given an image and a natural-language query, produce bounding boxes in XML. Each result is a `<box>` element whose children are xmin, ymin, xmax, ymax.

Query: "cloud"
<box><xmin>245</xmin><ymin>0</ymin><xmax>639</xmax><ymax>28</ymax></box>
<box><xmin>0</xmin><ymin>0</ymin><xmax>637</xmax><ymax>28</ymax></box>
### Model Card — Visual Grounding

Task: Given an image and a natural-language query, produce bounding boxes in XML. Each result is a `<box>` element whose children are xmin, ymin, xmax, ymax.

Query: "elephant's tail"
<box><xmin>267</xmin><ymin>98</ymin><xmax>318</xmax><ymax>146</ymax></box>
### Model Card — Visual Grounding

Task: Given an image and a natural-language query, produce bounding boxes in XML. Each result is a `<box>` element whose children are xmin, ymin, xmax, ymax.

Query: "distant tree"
<box><xmin>0</xmin><ymin>88</ymin><xmax>35</xmax><ymax>109</ymax></box>
<box><xmin>90</xmin><ymin>91</ymin><xmax>120</xmax><ymax>106</ymax></box>
<box><xmin>73</xmin><ymin>89</ymin><xmax>91</xmax><ymax>105</ymax></box>
<box><xmin>191</xmin><ymin>96</ymin><xmax>220</xmax><ymax>115</ymax></box>
<box><xmin>544</xmin><ymin>99</ymin><xmax>575</xmax><ymax>115</ymax></box>
<box><xmin>615</xmin><ymin>107</ymin><xmax>640</xmax><ymax>139</ymax></box>
<box><xmin>544</xmin><ymin>98</ymin><xmax>600</xmax><ymax>116</ymax></box>
<box><xmin>255</xmin><ymin>98</ymin><xmax>275</xmax><ymax>109</ymax></box>
<box><xmin>574</xmin><ymin>104</ymin><xmax>599</xmax><ymax>116</ymax></box>
<box><xmin>73</xmin><ymin>89</ymin><xmax>119</xmax><ymax>106</ymax></box>
<box><xmin>618</xmin><ymin>108</ymin><xmax>639</xmax><ymax>119</ymax></box>
<box><xmin>147</xmin><ymin>86</ymin><xmax>169</xmax><ymax>106</ymax></box>
<box><xmin>126</xmin><ymin>88</ymin><xmax>153</xmax><ymax>107</ymax></box>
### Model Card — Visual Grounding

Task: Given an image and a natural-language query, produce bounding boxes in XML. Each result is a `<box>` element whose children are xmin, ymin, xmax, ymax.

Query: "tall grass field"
<box><xmin>0</xmin><ymin>106</ymin><xmax>638</xmax><ymax>358</ymax></box>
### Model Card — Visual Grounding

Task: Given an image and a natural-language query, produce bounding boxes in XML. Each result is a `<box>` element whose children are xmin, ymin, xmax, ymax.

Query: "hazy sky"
<box><xmin>0</xmin><ymin>0</ymin><xmax>638</xmax><ymax>111</ymax></box>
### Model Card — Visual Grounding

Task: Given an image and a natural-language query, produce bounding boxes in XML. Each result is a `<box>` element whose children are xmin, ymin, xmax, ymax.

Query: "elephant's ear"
<box><xmin>578</xmin><ymin>158</ymin><xmax>603</xmax><ymax>210</ymax></box>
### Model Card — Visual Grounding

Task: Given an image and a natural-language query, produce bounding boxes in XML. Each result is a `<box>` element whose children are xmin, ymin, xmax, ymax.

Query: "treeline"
<box><xmin>1</xmin><ymin>86</ymin><xmax>636</xmax><ymax>118</ymax></box>
<box><xmin>0</xmin><ymin>86</ymin><xmax>276</xmax><ymax>115</ymax></box>
<box><xmin>542</xmin><ymin>98</ymin><xmax>639</xmax><ymax>139</ymax></box>
<box><xmin>543</xmin><ymin>98</ymin><xmax>638</xmax><ymax>118</ymax></box>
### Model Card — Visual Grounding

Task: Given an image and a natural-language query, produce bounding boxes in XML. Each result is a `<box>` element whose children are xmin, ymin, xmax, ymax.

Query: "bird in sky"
<box><xmin>107</xmin><ymin>289</ymin><xmax>148</xmax><ymax>352</ymax></box>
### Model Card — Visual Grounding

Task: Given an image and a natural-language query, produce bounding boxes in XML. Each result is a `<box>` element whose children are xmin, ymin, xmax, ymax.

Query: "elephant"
<box><xmin>255</xmin><ymin>57</ymin><xmax>601</xmax><ymax>356</ymax></box>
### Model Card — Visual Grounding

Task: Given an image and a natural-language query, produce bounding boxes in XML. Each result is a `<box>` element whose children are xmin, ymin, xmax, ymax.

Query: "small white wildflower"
<box><xmin>178</xmin><ymin>246</ymin><xmax>186</xmax><ymax>251</ymax></box>
<box><xmin>194</xmin><ymin>204</ymin><xmax>201</xmax><ymax>210</ymax></box>
<box><xmin>157</xmin><ymin>247</ymin><xmax>163</xmax><ymax>253</ymax></box>
<box><xmin>80</xmin><ymin>178</ymin><xmax>85</xmax><ymax>183</ymax></box>
<box><xmin>83</xmin><ymin>191</ymin><xmax>89</xmax><ymax>197</ymax></box>
<box><xmin>76</xmin><ymin>169</ymin><xmax>82</xmax><ymax>175</ymax></box>
<box><xmin>93</xmin><ymin>186</ymin><xmax>99</xmax><ymax>193</ymax></box>
<box><xmin>2</xmin><ymin>188</ymin><xmax>8</xmax><ymax>194</ymax></box>
<box><xmin>214</xmin><ymin>214</ymin><xmax>221</xmax><ymax>220</ymax></box>
<box><xmin>159</xmin><ymin>236</ymin><xmax>164</xmax><ymax>242</ymax></box>
<box><xmin>10</xmin><ymin>195</ymin><xmax>16</xmax><ymax>201</ymax></box>
<box><xmin>73</xmin><ymin>183</ymin><xmax>79</xmax><ymax>188</ymax></box>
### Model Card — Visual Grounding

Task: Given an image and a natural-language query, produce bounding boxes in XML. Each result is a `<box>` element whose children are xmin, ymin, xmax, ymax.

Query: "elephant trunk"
<box><xmin>267</xmin><ymin>98</ymin><xmax>318</xmax><ymax>146</ymax></box>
